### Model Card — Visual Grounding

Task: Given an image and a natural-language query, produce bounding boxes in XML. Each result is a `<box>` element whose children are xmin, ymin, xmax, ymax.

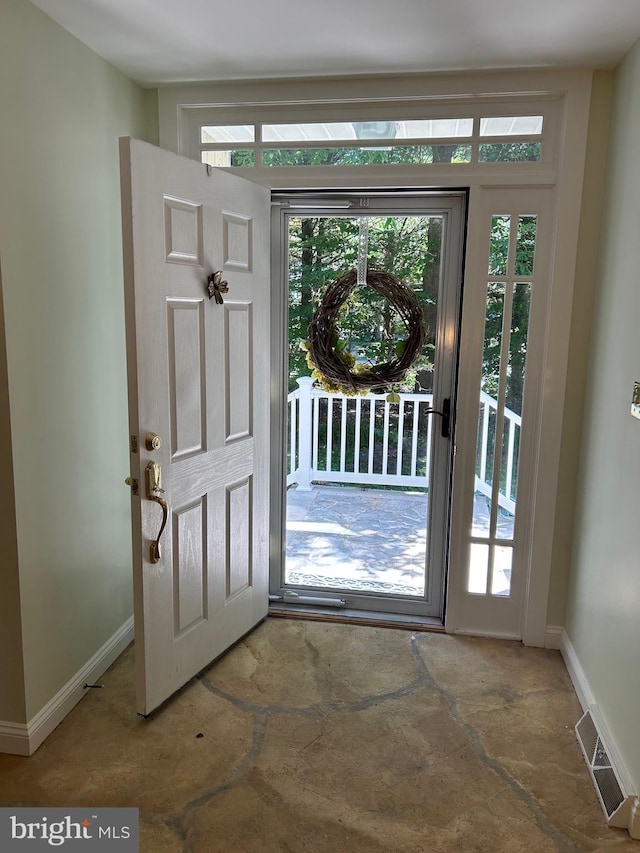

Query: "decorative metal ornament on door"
<box><xmin>206</xmin><ymin>270</ymin><xmax>229</xmax><ymax>304</ymax></box>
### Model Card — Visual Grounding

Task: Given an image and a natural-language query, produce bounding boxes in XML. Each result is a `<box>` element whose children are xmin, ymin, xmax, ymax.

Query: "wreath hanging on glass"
<box><xmin>305</xmin><ymin>267</ymin><xmax>426</xmax><ymax>397</ymax></box>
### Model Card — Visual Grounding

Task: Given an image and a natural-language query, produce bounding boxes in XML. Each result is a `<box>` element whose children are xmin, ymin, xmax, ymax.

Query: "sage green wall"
<box><xmin>565</xmin><ymin>37</ymin><xmax>640</xmax><ymax>792</ymax></box>
<box><xmin>0</xmin><ymin>0</ymin><xmax>158</xmax><ymax>721</ymax></box>
<box><xmin>0</xmin><ymin>260</ymin><xmax>26</xmax><ymax>724</ymax></box>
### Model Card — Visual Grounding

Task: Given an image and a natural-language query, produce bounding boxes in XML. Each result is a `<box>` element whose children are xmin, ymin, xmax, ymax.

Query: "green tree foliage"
<box><xmin>287</xmin><ymin>215</ymin><xmax>442</xmax><ymax>392</ymax></box>
<box><xmin>226</xmin><ymin>143</ymin><xmax>472</xmax><ymax>168</ymax></box>
<box><xmin>479</xmin><ymin>142</ymin><xmax>541</xmax><ymax>163</ymax></box>
<box><xmin>484</xmin><ymin>215</ymin><xmax>535</xmax><ymax>414</ymax></box>
<box><xmin>264</xmin><ymin>145</ymin><xmax>471</xmax><ymax>166</ymax></box>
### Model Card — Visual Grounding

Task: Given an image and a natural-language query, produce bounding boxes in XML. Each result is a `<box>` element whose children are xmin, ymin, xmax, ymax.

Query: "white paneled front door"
<box><xmin>120</xmin><ymin>138</ymin><xmax>270</xmax><ymax>715</ymax></box>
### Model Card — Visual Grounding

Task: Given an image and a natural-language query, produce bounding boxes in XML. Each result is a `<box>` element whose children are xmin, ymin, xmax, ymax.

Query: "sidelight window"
<box><xmin>468</xmin><ymin>214</ymin><xmax>536</xmax><ymax>597</ymax></box>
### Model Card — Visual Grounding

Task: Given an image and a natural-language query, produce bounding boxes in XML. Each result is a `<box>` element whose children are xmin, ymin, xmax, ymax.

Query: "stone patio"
<box><xmin>286</xmin><ymin>484</ymin><xmax>514</xmax><ymax>597</ymax></box>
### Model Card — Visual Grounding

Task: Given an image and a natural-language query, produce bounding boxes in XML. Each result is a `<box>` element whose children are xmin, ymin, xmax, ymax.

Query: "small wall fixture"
<box><xmin>631</xmin><ymin>381</ymin><xmax>640</xmax><ymax>420</ymax></box>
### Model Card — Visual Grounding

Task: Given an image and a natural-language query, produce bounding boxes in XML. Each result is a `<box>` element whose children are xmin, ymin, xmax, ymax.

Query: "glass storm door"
<box><xmin>270</xmin><ymin>193</ymin><xmax>465</xmax><ymax>620</ymax></box>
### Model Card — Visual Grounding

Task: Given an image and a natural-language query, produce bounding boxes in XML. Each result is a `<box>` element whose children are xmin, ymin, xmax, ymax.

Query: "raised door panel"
<box><xmin>224</xmin><ymin>302</ymin><xmax>253</xmax><ymax>443</ymax></box>
<box><xmin>167</xmin><ymin>299</ymin><xmax>207</xmax><ymax>460</ymax></box>
<box><xmin>172</xmin><ymin>496</ymin><xmax>208</xmax><ymax>636</ymax></box>
<box><xmin>226</xmin><ymin>476</ymin><xmax>253</xmax><ymax>601</ymax></box>
<box><xmin>164</xmin><ymin>196</ymin><xmax>204</xmax><ymax>266</ymax></box>
<box><xmin>222</xmin><ymin>211</ymin><xmax>252</xmax><ymax>272</ymax></box>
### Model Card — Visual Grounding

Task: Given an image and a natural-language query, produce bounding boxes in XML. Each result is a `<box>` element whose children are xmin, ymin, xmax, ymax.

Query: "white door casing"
<box><xmin>120</xmin><ymin>138</ymin><xmax>270</xmax><ymax>715</ymax></box>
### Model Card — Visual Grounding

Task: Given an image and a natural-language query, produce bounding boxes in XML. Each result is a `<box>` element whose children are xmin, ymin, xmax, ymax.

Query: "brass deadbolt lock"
<box><xmin>145</xmin><ymin>433</ymin><xmax>162</xmax><ymax>451</ymax></box>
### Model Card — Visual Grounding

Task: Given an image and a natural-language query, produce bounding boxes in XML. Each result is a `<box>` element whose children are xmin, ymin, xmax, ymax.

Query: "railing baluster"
<box><xmin>505</xmin><ymin>412</ymin><xmax>516</xmax><ymax>501</ymax></box>
<box><xmin>339</xmin><ymin>396</ymin><xmax>348</xmax><ymax>472</ymax></box>
<box><xmin>312</xmin><ymin>395</ymin><xmax>319</xmax><ymax>473</ymax></box>
<box><xmin>290</xmin><ymin>395</ymin><xmax>297</xmax><ymax>476</ymax></box>
<box><xmin>396</xmin><ymin>399</ymin><xmax>405</xmax><ymax>476</ymax></box>
<box><xmin>382</xmin><ymin>400</ymin><xmax>390</xmax><ymax>476</ymax></box>
<box><xmin>479</xmin><ymin>394</ymin><xmax>490</xmax><ymax>484</ymax></box>
<box><xmin>411</xmin><ymin>399</ymin><xmax>420</xmax><ymax>477</ymax></box>
<box><xmin>368</xmin><ymin>397</ymin><xmax>376</xmax><ymax>475</ymax></box>
<box><xmin>354</xmin><ymin>396</ymin><xmax>362</xmax><ymax>474</ymax></box>
<box><xmin>425</xmin><ymin>400</ymin><xmax>433</xmax><ymax>481</ymax></box>
<box><xmin>326</xmin><ymin>397</ymin><xmax>334</xmax><ymax>471</ymax></box>
<box><xmin>294</xmin><ymin>378</ymin><xmax>313</xmax><ymax>490</ymax></box>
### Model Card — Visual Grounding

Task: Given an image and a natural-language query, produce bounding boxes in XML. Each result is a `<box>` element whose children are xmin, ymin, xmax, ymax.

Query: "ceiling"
<box><xmin>30</xmin><ymin>0</ymin><xmax>640</xmax><ymax>86</ymax></box>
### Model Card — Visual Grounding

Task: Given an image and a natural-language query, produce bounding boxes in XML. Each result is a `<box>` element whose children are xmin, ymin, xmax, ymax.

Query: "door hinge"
<box><xmin>130</xmin><ymin>434</ymin><xmax>139</xmax><ymax>454</ymax></box>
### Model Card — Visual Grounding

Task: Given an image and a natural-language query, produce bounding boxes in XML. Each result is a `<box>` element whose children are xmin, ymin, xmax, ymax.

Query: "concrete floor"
<box><xmin>0</xmin><ymin>619</ymin><xmax>635</xmax><ymax>853</ymax></box>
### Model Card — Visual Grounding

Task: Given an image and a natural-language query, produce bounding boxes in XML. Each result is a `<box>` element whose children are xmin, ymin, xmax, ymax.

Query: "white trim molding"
<box><xmin>630</xmin><ymin>798</ymin><xmax>640</xmax><ymax>841</ymax></box>
<box><xmin>0</xmin><ymin>721</ymin><xmax>30</xmax><ymax>757</ymax></box>
<box><xmin>544</xmin><ymin>624</ymin><xmax>564</xmax><ymax>649</ymax></box>
<box><xmin>559</xmin><ymin>628</ymin><xmax>595</xmax><ymax>710</ymax></box>
<box><xmin>0</xmin><ymin>616</ymin><xmax>134</xmax><ymax>757</ymax></box>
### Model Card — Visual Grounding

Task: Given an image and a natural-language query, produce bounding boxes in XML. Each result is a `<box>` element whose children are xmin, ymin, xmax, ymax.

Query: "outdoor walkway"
<box><xmin>286</xmin><ymin>484</ymin><xmax>514</xmax><ymax>597</ymax></box>
<box><xmin>286</xmin><ymin>485</ymin><xmax>429</xmax><ymax>596</ymax></box>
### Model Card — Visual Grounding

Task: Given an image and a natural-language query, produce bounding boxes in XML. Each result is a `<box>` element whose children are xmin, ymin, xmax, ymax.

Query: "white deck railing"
<box><xmin>287</xmin><ymin>377</ymin><xmax>435</xmax><ymax>490</ymax></box>
<box><xmin>287</xmin><ymin>377</ymin><xmax>520</xmax><ymax>515</ymax></box>
<box><xmin>475</xmin><ymin>390</ymin><xmax>521</xmax><ymax>516</ymax></box>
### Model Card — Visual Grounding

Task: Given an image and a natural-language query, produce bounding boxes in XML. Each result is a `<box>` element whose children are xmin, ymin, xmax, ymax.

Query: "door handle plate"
<box><xmin>441</xmin><ymin>397</ymin><xmax>451</xmax><ymax>438</ymax></box>
<box><xmin>145</xmin><ymin>461</ymin><xmax>167</xmax><ymax>564</ymax></box>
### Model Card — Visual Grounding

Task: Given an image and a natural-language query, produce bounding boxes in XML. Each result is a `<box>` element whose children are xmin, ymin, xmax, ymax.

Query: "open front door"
<box><xmin>120</xmin><ymin>138</ymin><xmax>270</xmax><ymax>715</ymax></box>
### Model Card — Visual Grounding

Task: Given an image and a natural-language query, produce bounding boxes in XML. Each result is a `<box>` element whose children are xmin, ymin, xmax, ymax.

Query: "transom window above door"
<box><xmin>193</xmin><ymin>102</ymin><xmax>555</xmax><ymax>170</ymax></box>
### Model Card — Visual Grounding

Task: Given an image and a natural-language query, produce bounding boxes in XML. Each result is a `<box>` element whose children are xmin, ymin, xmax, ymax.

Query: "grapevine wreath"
<box><xmin>306</xmin><ymin>268</ymin><xmax>426</xmax><ymax>396</ymax></box>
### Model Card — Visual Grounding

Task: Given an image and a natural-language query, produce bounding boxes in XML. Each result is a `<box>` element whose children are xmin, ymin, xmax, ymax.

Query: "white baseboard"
<box><xmin>544</xmin><ymin>624</ymin><xmax>564</xmax><ymax>649</ymax></box>
<box><xmin>558</xmin><ymin>628</ymin><xmax>595</xmax><ymax>710</ymax></box>
<box><xmin>0</xmin><ymin>616</ymin><xmax>134</xmax><ymax>756</ymax></box>
<box><xmin>630</xmin><ymin>798</ymin><xmax>640</xmax><ymax>840</ymax></box>
<box><xmin>0</xmin><ymin>721</ymin><xmax>30</xmax><ymax>756</ymax></box>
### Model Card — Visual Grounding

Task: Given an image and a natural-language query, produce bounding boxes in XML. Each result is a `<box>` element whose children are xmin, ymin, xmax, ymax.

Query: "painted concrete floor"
<box><xmin>0</xmin><ymin>619</ymin><xmax>635</xmax><ymax>852</ymax></box>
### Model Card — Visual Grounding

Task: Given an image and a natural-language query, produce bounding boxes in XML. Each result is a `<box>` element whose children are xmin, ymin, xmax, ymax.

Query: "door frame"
<box><xmin>268</xmin><ymin>191</ymin><xmax>467</xmax><ymax>621</ymax></box>
<box><xmin>157</xmin><ymin>68</ymin><xmax>594</xmax><ymax>644</ymax></box>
